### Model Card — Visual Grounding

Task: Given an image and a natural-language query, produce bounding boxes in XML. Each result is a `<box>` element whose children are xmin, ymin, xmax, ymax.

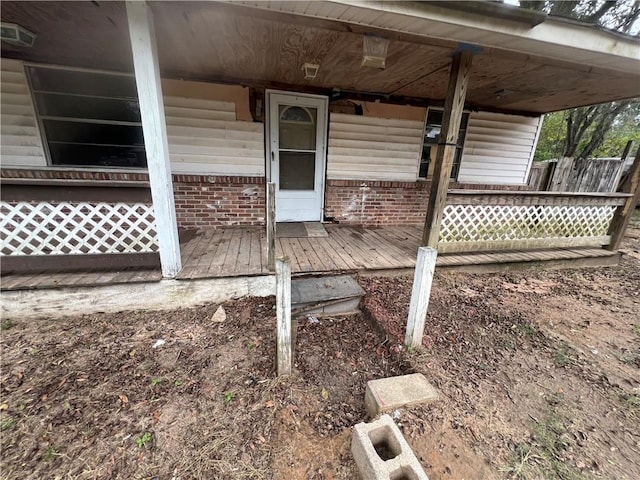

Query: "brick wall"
<box><xmin>325</xmin><ymin>179</ymin><xmax>533</xmax><ymax>226</ymax></box>
<box><xmin>173</xmin><ymin>175</ymin><xmax>265</xmax><ymax>229</ymax></box>
<box><xmin>0</xmin><ymin>169</ymin><xmax>265</xmax><ymax>229</ymax></box>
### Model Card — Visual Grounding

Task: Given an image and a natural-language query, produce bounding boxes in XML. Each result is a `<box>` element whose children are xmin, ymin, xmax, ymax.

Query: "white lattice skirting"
<box><xmin>1</xmin><ymin>201</ymin><xmax>159</xmax><ymax>256</ymax></box>
<box><xmin>440</xmin><ymin>204</ymin><xmax>616</xmax><ymax>243</ymax></box>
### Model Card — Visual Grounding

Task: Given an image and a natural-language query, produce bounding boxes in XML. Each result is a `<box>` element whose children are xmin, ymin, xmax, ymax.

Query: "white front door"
<box><xmin>267</xmin><ymin>91</ymin><xmax>327</xmax><ymax>222</ymax></box>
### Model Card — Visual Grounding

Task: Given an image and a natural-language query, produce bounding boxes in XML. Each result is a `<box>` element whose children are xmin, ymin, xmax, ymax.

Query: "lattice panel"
<box><xmin>440</xmin><ymin>204</ymin><xmax>616</xmax><ymax>243</ymax></box>
<box><xmin>1</xmin><ymin>201</ymin><xmax>158</xmax><ymax>256</ymax></box>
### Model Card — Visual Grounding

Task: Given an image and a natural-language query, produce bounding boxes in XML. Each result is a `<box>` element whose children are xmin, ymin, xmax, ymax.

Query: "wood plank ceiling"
<box><xmin>1</xmin><ymin>1</ymin><xmax>638</xmax><ymax>114</ymax></box>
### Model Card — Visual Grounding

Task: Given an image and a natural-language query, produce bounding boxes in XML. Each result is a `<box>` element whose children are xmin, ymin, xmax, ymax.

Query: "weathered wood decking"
<box><xmin>1</xmin><ymin>225</ymin><xmax>620</xmax><ymax>292</ymax></box>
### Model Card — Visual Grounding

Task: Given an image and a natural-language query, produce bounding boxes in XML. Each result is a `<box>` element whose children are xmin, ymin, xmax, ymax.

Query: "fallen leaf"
<box><xmin>0</xmin><ymin>404</ymin><xmax>8</xmax><ymax>410</ymax></box>
<box><xmin>119</xmin><ymin>394</ymin><xmax>129</xmax><ymax>405</ymax></box>
<box><xmin>321</xmin><ymin>387</ymin><xmax>329</xmax><ymax>400</ymax></box>
<box><xmin>265</xmin><ymin>400</ymin><xmax>275</xmax><ymax>408</ymax></box>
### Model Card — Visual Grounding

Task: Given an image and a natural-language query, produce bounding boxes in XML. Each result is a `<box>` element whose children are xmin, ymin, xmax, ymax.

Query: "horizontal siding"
<box><xmin>327</xmin><ymin>113</ymin><xmax>423</xmax><ymax>181</ymax></box>
<box><xmin>0</xmin><ymin>59</ymin><xmax>46</xmax><ymax>167</ymax></box>
<box><xmin>164</xmin><ymin>95</ymin><xmax>264</xmax><ymax>176</ymax></box>
<box><xmin>458</xmin><ymin>111</ymin><xmax>541</xmax><ymax>185</ymax></box>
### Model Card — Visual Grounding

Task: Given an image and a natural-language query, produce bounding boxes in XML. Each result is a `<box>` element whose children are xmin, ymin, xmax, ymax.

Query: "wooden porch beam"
<box><xmin>422</xmin><ymin>51</ymin><xmax>473</xmax><ymax>247</ymax></box>
<box><xmin>606</xmin><ymin>148</ymin><xmax>640</xmax><ymax>251</ymax></box>
<box><xmin>126</xmin><ymin>1</ymin><xmax>181</xmax><ymax>278</ymax></box>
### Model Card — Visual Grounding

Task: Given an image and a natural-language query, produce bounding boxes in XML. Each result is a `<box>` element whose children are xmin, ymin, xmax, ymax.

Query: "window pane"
<box><xmin>35</xmin><ymin>93</ymin><xmax>141</xmax><ymax>123</ymax></box>
<box><xmin>48</xmin><ymin>143</ymin><xmax>146</xmax><ymax>168</ymax></box>
<box><xmin>43</xmin><ymin>120</ymin><xmax>144</xmax><ymax>146</ymax></box>
<box><xmin>280</xmin><ymin>106</ymin><xmax>313</xmax><ymax>123</ymax></box>
<box><xmin>279</xmin><ymin>105</ymin><xmax>317</xmax><ymax>150</ymax></box>
<box><xmin>420</xmin><ymin>110</ymin><xmax>470</xmax><ymax>179</ymax></box>
<box><xmin>279</xmin><ymin>152</ymin><xmax>315</xmax><ymax>190</ymax></box>
<box><xmin>28</xmin><ymin>67</ymin><xmax>137</xmax><ymax>98</ymax></box>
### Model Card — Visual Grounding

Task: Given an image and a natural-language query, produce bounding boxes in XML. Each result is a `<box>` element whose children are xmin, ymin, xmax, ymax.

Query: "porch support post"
<box><xmin>606</xmin><ymin>148</ymin><xmax>640</xmax><ymax>251</ymax></box>
<box><xmin>126</xmin><ymin>1</ymin><xmax>181</xmax><ymax>278</ymax></box>
<box><xmin>406</xmin><ymin>50</ymin><xmax>472</xmax><ymax>349</ymax></box>
<box><xmin>422</xmin><ymin>50</ymin><xmax>473</xmax><ymax>248</ymax></box>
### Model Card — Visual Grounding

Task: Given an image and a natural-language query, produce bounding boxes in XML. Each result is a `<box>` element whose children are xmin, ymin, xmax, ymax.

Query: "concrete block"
<box><xmin>352</xmin><ymin>414</ymin><xmax>429</xmax><ymax>480</ymax></box>
<box><xmin>365</xmin><ymin>373</ymin><xmax>438</xmax><ymax>418</ymax></box>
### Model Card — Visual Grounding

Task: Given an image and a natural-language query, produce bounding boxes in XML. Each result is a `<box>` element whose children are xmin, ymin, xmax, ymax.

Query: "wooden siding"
<box><xmin>165</xmin><ymin>95</ymin><xmax>265</xmax><ymax>176</ymax></box>
<box><xmin>457</xmin><ymin>112</ymin><xmax>541</xmax><ymax>185</ymax></box>
<box><xmin>0</xmin><ymin>59</ymin><xmax>46</xmax><ymax>167</ymax></box>
<box><xmin>327</xmin><ymin>113</ymin><xmax>423</xmax><ymax>181</ymax></box>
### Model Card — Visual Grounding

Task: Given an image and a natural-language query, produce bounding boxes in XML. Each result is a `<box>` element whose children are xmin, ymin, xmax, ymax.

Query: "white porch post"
<box><xmin>126</xmin><ymin>1</ymin><xmax>181</xmax><ymax>278</ymax></box>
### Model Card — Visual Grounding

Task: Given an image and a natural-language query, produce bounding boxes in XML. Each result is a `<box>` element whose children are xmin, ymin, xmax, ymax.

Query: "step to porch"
<box><xmin>291</xmin><ymin>275</ymin><xmax>365</xmax><ymax>316</ymax></box>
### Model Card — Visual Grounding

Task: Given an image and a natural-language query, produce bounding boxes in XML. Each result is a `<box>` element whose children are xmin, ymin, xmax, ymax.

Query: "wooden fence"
<box><xmin>529</xmin><ymin>157</ymin><xmax>626</xmax><ymax>192</ymax></box>
<box><xmin>439</xmin><ymin>190</ymin><xmax>629</xmax><ymax>253</ymax></box>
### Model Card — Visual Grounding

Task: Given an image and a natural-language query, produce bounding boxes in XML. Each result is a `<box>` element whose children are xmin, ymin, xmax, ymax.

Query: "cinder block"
<box><xmin>351</xmin><ymin>414</ymin><xmax>429</xmax><ymax>480</ymax></box>
<box><xmin>364</xmin><ymin>374</ymin><xmax>439</xmax><ymax>418</ymax></box>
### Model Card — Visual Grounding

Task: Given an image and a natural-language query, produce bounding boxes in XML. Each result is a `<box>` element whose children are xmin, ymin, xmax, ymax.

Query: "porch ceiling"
<box><xmin>2</xmin><ymin>1</ymin><xmax>638</xmax><ymax>115</ymax></box>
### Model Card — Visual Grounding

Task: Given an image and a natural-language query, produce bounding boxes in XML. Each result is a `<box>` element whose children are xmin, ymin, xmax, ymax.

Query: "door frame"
<box><xmin>265</xmin><ymin>89</ymin><xmax>329</xmax><ymax>222</ymax></box>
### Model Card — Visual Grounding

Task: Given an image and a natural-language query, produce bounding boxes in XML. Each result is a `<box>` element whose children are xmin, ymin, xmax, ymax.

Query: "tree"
<box><xmin>519</xmin><ymin>0</ymin><xmax>640</xmax><ymax>34</ymax></box>
<box><xmin>520</xmin><ymin>1</ymin><xmax>640</xmax><ymax>161</ymax></box>
<box><xmin>535</xmin><ymin>102</ymin><xmax>640</xmax><ymax>161</ymax></box>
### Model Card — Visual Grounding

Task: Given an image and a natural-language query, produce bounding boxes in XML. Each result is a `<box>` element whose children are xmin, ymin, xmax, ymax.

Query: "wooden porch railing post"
<box><xmin>266</xmin><ymin>182</ymin><xmax>276</xmax><ymax>271</ymax></box>
<box><xmin>276</xmin><ymin>257</ymin><xmax>292</xmax><ymax>376</ymax></box>
<box><xmin>606</xmin><ymin>149</ymin><xmax>640</xmax><ymax>251</ymax></box>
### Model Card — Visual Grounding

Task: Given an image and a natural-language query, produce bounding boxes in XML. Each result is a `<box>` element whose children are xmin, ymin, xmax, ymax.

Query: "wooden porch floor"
<box><xmin>176</xmin><ymin>225</ymin><xmax>619</xmax><ymax>279</ymax></box>
<box><xmin>1</xmin><ymin>225</ymin><xmax>619</xmax><ymax>291</ymax></box>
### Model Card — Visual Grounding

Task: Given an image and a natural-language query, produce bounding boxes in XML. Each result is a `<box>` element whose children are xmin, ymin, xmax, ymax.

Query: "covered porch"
<box><xmin>1</xmin><ymin>1</ymin><xmax>639</xmax><ymax>291</ymax></box>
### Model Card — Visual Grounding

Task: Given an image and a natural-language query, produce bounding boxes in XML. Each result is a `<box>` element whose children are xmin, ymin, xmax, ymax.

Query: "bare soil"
<box><xmin>1</xmin><ymin>219</ymin><xmax>639</xmax><ymax>479</ymax></box>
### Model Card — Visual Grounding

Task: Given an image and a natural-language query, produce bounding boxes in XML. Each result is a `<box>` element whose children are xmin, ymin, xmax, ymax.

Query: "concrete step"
<box><xmin>291</xmin><ymin>275</ymin><xmax>364</xmax><ymax>315</ymax></box>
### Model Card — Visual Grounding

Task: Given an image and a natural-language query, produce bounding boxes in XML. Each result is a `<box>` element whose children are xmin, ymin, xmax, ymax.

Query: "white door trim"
<box><xmin>266</xmin><ymin>89</ymin><xmax>328</xmax><ymax>222</ymax></box>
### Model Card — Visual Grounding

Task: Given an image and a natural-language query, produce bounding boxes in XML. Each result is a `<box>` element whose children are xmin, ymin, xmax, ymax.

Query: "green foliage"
<box><xmin>224</xmin><ymin>391</ymin><xmax>234</xmax><ymax>404</ymax></box>
<box><xmin>43</xmin><ymin>445</ymin><xmax>59</xmax><ymax>462</ymax></box>
<box><xmin>136</xmin><ymin>432</ymin><xmax>152</xmax><ymax>448</ymax></box>
<box><xmin>535</xmin><ymin>102</ymin><xmax>640</xmax><ymax>162</ymax></box>
<box><xmin>534</xmin><ymin>111</ymin><xmax>567</xmax><ymax>161</ymax></box>
<box><xmin>1</xmin><ymin>319</ymin><xmax>15</xmax><ymax>331</ymax></box>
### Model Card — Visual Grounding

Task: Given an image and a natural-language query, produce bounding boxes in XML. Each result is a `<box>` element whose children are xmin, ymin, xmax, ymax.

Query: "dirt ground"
<box><xmin>1</xmin><ymin>216</ymin><xmax>639</xmax><ymax>479</ymax></box>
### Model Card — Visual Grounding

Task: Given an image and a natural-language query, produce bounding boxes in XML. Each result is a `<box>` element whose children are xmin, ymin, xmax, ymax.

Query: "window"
<box><xmin>419</xmin><ymin>109</ymin><xmax>469</xmax><ymax>180</ymax></box>
<box><xmin>27</xmin><ymin>66</ymin><xmax>146</xmax><ymax>168</ymax></box>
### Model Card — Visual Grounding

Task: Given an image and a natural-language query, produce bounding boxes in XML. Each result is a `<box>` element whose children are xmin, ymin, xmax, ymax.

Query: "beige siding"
<box><xmin>458</xmin><ymin>112</ymin><xmax>541</xmax><ymax>185</ymax></box>
<box><xmin>327</xmin><ymin>113</ymin><xmax>423</xmax><ymax>181</ymax></box>
<box><xmin>165</xmin><ymin>95</ymin><xmax>264</xmax><ymax>176</ymax></box>
<box><xmin>0</xmin><ymin>59</ymin><xmax>46</xmax><ymax>167</ymax></box>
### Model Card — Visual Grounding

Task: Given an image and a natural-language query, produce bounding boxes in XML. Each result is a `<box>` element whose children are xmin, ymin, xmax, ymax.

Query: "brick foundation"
<box><xmin>1</xmin><ymin>169</ymin><xmax>533</xmax><ymax>229</ymax></box>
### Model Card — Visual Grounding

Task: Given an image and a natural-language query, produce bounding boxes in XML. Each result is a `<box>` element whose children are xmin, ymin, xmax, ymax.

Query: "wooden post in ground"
<box><xmin>126</xmin><ymin>1</ymin><xmax>181</xmax><ymax>278</ymax></box>
<box><xmin>606</xmin><ymin>148</ymin><xmax>640</xmax><ymax>251</ymax></box>
<box><xmin>266</xmin><ymin>182</ymin><xmax>276</xmax><ymax>271</ymax></box>
<box><xmin>276</xmin><ymin>257</ymin><xmax>292</xmax><ymax>376</ymax></box>
<box><xmin>405</xmin><ymin>247</ymin><xmax>438</xmax><ymax>349</ymax></box>
<box><xmin>406</xmin><ymin>50</ymin><xmax>472</xmax><ymax>349</ymax></box>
